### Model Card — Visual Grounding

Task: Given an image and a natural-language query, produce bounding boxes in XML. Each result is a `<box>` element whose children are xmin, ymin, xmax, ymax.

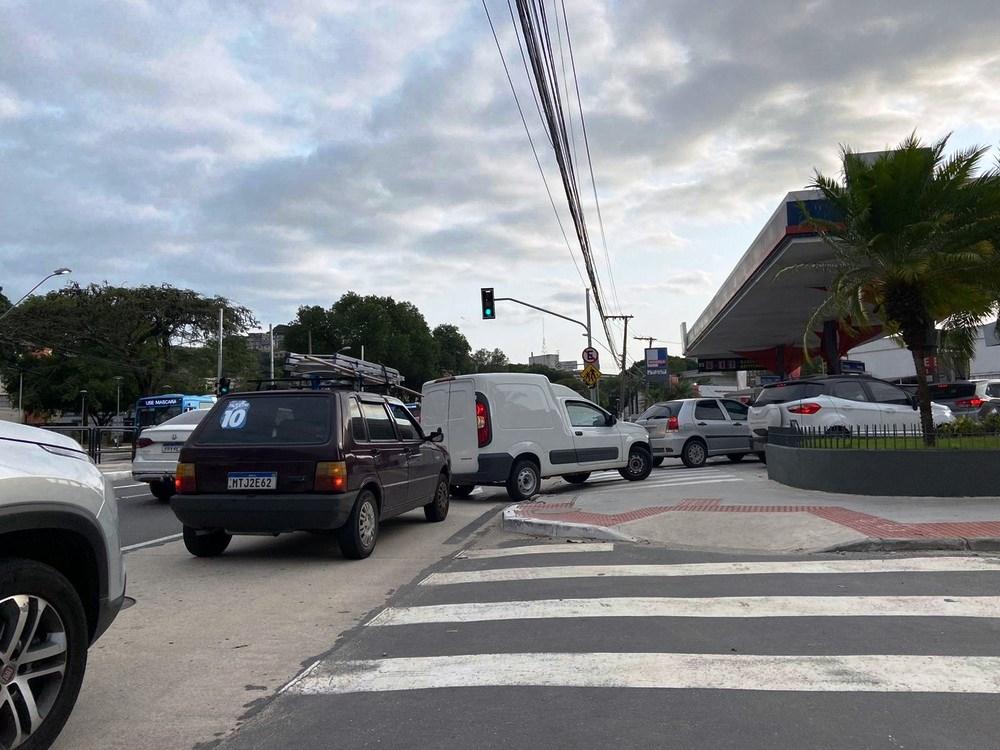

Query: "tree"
<box><xmin>471</xmin><ymin>348</ymin><xmax>509</xmax><ymax>372</ymax></box>
<box><xmin>799</xmin><ymin>134</ymin><xmax>1000</xmax><ymax>443</ymax></box>
<box><xmin>432</xmin><ymin>324</ymin><xmax>472</xmax><ymax>375</ymax></box>
<box><xmin>0</xmin><ymin>289</ymin><xmax>10</xmax><ymax>317</ymax></box>
<box><xmin>0</xmin><ymin>283</ymin><xmax>256</xmax><ymax>419</ymax></box>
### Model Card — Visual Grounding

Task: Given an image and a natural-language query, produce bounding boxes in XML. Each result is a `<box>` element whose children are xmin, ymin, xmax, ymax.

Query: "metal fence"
<box><xmin>38</xmin><ymin>425</ymin><xmax>137</xmax><ymax>464</ymax></box>
<box><xmin>768</xmin><ymin>425</ymin><xmax>1000</xmax><ymax>451</ymax></box>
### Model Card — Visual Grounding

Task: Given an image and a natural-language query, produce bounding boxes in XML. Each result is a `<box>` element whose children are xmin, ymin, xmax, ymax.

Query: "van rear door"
<box><xmin>446</xmin><ymin>380</ymin><xmax>478</xmax><ymax>475</ymax></box>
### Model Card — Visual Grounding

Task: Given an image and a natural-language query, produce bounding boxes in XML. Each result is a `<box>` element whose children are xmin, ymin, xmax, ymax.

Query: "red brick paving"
<box><xmin>514</xmin><ymin>499</ymin><xmax>1000</xmax><ymax>540</ymax></box>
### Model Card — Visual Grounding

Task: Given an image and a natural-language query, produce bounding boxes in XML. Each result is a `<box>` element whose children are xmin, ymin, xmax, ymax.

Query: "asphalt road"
<box><xmin>110</xmin><ymin>478</ymin><xmax>181</xmax><ymax>548</ymax></box>
<box><xmin>216</xmin><ymin>531</ymin><xmax>1000</xmax><ymax>750</ymax></box>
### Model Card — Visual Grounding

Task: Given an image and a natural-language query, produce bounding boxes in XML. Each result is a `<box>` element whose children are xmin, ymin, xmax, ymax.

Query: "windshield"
<box><xmin>196</xmin><ymin>395</ymin><xmax>332</xmax><ymax>445</ymax></box>
<box><xmin>754</xmin><ymin>383</ymin><xmax>826</xmax><ymax>405</ymax></box>
<box><xmin>137</xmin><ymin>404</ymin><xmax>182</xmax><ymax>428</ymax></box>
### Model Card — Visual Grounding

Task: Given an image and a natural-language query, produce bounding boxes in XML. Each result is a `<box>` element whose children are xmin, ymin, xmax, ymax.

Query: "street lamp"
<box><xmin>113</xmin><ymin>376</ymin><xmax>124</xmax><ymax>419</ymax></box>
<box><xmin>79</xmin><ymin>389</ymin><xmax>88</xmax><ymax>428</ymax></box>
<box><xmin>0</xmin><ymin>268</ymin><xmax>72</xmax><ymax>324</ymax></box>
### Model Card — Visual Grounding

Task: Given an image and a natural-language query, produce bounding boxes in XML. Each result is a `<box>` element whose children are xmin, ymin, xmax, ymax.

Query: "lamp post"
<box><xmin>0</xmin><ymin>268</ymin><xmax>72</xmax><ymax>324</ymax></box>
<box><xmin>79</xmin><ymin>389</ymin><xmax>88</xmax><ymax>428</ymax></box>
<box><xmin>113</xmin><ymin>376</ymin><xmax>123</xmax><ymax>419</ymax></box>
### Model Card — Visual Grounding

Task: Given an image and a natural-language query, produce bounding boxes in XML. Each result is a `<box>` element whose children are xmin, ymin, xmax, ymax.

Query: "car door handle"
<box><xmin>697</xmin><ymin>422</ymin><xmax>707</xmax><ymax>426</ymax></box>
<box><xmin>575</xmin><ymin>431</ymin><xmax>583</xmax><ymax>436</ymax></box>
<box><xmin>370</xmin><ymin>448</ymin><xmax>380</xmax><ymax>457</ymax></box>
<box><xmin>732</xmin><ymin>422</ymin><xmax>743</xmax><ymax>426</ymax></box>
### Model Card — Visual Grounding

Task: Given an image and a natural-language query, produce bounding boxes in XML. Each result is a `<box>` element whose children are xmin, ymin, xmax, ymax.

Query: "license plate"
<box><xmin>162</xmin><ymin>443</ymin><xmax>182</xmax><ymax>454</ymax></box>
<box><xmin>227</xmin><ymin>472</ymin><xmax>277</xmax><ymax>491</ymax></box>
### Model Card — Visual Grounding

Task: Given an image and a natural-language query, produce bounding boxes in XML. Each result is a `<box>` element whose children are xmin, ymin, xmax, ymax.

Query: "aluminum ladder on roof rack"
<box><xmin>283</xmin><ymin>352</ymin><xmax>420</xmax><ymax>396</ymax></box>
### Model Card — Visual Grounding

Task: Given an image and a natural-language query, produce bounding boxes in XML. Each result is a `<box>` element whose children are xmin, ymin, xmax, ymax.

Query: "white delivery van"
<box><xmin>421</xmin><ymin>373</ymin><xmax>653</xmax><ymax>501</ymax></box>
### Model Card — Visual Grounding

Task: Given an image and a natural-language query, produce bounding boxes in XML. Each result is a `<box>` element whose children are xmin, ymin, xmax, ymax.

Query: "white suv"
<box><xmin>0</xmin><ymin>421</ymin><xmax>125</xmax><ymax>749</ymax></box>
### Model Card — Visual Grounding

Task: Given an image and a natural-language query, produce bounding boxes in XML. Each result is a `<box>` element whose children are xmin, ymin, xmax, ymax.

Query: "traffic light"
<box><xmin>481</xmin><ymin>287</ymin><xmax>496</xmax><ymax>320</ymax></box>
<box><xmin>217</xmin><ymin>377</ymin><xmax>232</xmax><ymax>396</ymax></box>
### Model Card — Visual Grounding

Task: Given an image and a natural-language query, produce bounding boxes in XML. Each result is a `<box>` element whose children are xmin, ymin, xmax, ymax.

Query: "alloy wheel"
<box><xmin>358</xmin><ymin>499</ymin><xmax>377</xmax><ymax>549</ymax></box>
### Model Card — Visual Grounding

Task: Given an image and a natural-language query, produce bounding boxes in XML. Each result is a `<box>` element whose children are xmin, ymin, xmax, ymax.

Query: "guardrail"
<box><xmin>38</xmin><ymin>425</ymin><xmax>137</xmax><ymax>464</ymax></box>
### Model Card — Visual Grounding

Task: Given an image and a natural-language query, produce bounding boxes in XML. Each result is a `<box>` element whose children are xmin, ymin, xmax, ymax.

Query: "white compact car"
<box><xmin>421</xmin><ymin>373</ymin><xmax>653</xmax><ymax>501</ymax></box>
<box><xmin>132</xmin><ymin>409</ymin><xmax>209</xmax><ymax>501</ymax></box>
<box><xmin>749</xmin><ymin>375</ymin><xmax>955</xmax><ymax>451</ymax></box>
<box><xmin>0</xmin><ymin>421</ymin><xmax>125</xmax><ymax>749</ymax></box>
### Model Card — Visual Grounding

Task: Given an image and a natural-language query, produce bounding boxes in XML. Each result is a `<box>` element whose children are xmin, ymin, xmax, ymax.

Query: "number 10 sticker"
<box><xmin>221</xmin><ymin>400</ymin><xmax>250</xmax><ymax>429</ymax></box>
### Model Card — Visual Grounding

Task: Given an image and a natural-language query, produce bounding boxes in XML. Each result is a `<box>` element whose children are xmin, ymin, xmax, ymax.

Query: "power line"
<box><xmin>482</xmin><ymin>0</ymin><xmax>587</xmax><ymax>289</ymax></box>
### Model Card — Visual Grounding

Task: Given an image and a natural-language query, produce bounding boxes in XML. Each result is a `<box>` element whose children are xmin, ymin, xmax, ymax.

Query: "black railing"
<box><xmin>769</xmin><ymin>424</ymin><xmax>1000</xmax><ymax>451</ymax></box>
<box><xmin>38</xmin><ymin>425</ymin><xmax>137</xmax><ymax>464</ymax></box>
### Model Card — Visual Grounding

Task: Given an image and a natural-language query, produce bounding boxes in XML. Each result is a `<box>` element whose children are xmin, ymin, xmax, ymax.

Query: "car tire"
<box><xmin>182</xmin><ymin>526</ymin><xmax>232</xmax><ymax>557</ymax></box>
<box><xmin>449</xmin><ymin>484</ymin><xmax>475</xmax><ymax>498</ymax></box>
<box><xmin>0</xmin><ymin>559</ymin><xmax>89</xmax><ymax>750</ymax></box>
<box><xmin>756</xmin><ymin>451</ymin><xmax>767</xmax><ymax>464</ymax></box>
<box><xmin>681</xmin><ymin>439</ymin><xmax>708</xmax><ymax>468</ymax></box>
<box><xmin>618</xmin><ymin>446</ymin><xmax>653</xmax><ymax>481</ymax></box>
<box><xmin>726</xmin><ymin>453</ymin><xmax>745</xmax><ymax>463</ymax></box>
<box><xmin>424</xmin><ymin>475</ymin><xmax>450</xmax><ymax>522</ymax></box>
<box><xmin>651</xmin><ymin>457</ymin><xmax>664</xmax><ymax>468</ymax></box>
<box><xmin>337</xmin><ymin>490</ymin><xmax>379</xmax><ymax>559</ymax></box>
<box><xmin>562</xmin><ymin>473</ymin><xmax>591</xmax><ymax>484</ymax></box>
<box><xmin>506</xmin><ymin>459</ymin><xmax>540</xmax><ymax>502</ymax></box>
<box><xmin>149</xmin><ymin>480</ymin><xmax>174</xmax><ymax>503</ymax></box>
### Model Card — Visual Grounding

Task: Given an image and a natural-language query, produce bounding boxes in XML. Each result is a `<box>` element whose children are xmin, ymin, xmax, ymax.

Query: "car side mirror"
<box><xmin>606</xmin><ymin>414</ymin><xmax>617</xmax><ymax>426</ymax></box>
<box><xmin>427</xmin><ymin>428</ymin><xmax>445</xmax><ymax>443</ymax></box>
<box><xmin>910</xmin><ymin>396</ymin><xmax>919</xmax><ymax>410</ymax></box>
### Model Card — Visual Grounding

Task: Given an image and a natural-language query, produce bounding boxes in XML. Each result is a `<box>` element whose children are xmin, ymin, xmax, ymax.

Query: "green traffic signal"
<box><xmin>481</xmin><ymin>287</ymin><xmax>496</xmax><ymax>320</ymax></box>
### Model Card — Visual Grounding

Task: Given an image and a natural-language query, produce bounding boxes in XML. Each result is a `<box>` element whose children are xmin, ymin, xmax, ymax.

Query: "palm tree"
<box><xmin>799</xmin><ymin>134</ymin><xmax>1000</xmax><ymax>444</ymax></box>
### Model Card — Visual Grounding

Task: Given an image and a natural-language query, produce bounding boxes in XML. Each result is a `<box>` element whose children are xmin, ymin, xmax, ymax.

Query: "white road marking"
<box><xmin>122</xmin><ymin>533</ymin><xmax>183</xmax><ymax>552</ymax></box>
<box><xmin>456</xmin><ymin>543</ymin><xmax>613</xmax><ymax>560</ymax></box>
<box><xmin>368</xmin><ymin>596</ymin><xmax>1000</xmax><ymax>626</ymax></box>
<box><xmin>287</xmin><ymin>652</ymin><xmax>1000</xmax><ymax>695</ymax></box>
<box><xmin>117</xmin><ymin>492</ymin><xmax>153</xmax><ymax>500</ymax></box>
<box><xmin>113</xmin><ymin>483</ymin><xmax>146</xmax><ymax>489</ymax></box>
<box><xmin>420</xmin><ymin>556</ymin><xmax>1000</xmax><ymax>586</ymax></box>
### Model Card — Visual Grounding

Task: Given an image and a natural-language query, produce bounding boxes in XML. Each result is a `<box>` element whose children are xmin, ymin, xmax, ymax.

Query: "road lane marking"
<box><xmin>122</xmin><ymin>533</ymin><xmax>182</xmax><ymax>552</ymax></box>
<box><xmin>368</xmin><ymin>596</ymin><xmax>1000</xmax><ymax>626</ymax></box>
<box><xmin>455</xmin><ymin>543</ymin><xmax>614</xmax><ymax>560</ymax></box>
<box><xmin>113</xmin><ymin>483</ymin><xmax>145</xmax><ymax>489</ymax></box>
<box><xmin>420</xmin><ymin>556</ymin><xmax>1000</xmax><ymax>586</ymax></box>
<box><xmin>117</xmin><ymin>492</ymin><xmax>153</xmax><ymax>500</ymax></box>
<box><xmin>287</xmin><ymin>652</ymin><xmax>1000</xmax><ymax>695</ymax></box>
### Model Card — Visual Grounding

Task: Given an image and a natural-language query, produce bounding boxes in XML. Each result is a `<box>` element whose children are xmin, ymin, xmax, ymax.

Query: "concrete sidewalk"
<box><xmin>502</xmin><ymin>462</ymin><xmax>1000</xmax><ymax>554</ymax></box>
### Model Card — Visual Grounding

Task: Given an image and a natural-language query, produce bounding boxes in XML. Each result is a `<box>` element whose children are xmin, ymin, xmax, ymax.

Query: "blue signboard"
<box><xmin>645</xmin><ymin>347</ymin><xmax>669</xmax><ymax>383</ymax></box>
<box><xmin>840</xmin><ymin>360</ymin><xmax>866</xmax><ymax>374</ymax></box>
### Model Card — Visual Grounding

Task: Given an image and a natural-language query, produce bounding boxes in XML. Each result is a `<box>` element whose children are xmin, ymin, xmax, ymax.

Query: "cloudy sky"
<box><xmin>3</xmin><ymin>0</ymin><xmax>1000</xmax><ymax>367</ymax></box>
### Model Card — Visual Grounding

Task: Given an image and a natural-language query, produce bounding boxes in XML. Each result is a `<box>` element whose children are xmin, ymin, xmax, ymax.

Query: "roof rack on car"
<box><xmin>252</xmin><ymin>352</ymin><xmax>422</xmax><ymax>398</ymax></box>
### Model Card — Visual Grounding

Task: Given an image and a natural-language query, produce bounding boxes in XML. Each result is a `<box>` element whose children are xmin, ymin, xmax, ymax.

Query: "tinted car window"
<box><xmin>694</xmin><ymin>400</ymin><xmax>726</xmax><ymax>421</ymax></box>
<box><xmin>348</xmin><ymin>398</ymin><xmax>367</xmax><ymax>442</ymax></box>
<box><xmin>639</xmin><ymin>402</ymin><xmax>682</xmax><ymax>420</ymax></box>
<box><xmin>567</xmin><ymin>402</ymin><xmax>608</xmax><ymax>428</ymax></box>
<box><xmin>987</xmin><ymin>383</ymin><xmax>1000</xmax><ymax>398</ymax></box>
<box><xmin>754</xmin><ymin>383</ymin><xmax>825</xmax><ymax>405</ymax></box>
<box><xmin>197</xmin><ymin>395</ymin><xmax>331</xmax><ymax>445</ymax></box>
<box><xmin>831</xmin><ymin>381</ymin><xmax>869</xmax><ymax>402</ymax></box>
<box><xmin>388</xmin><ymin>403</ymin><xmax>420</xmax><ymax>440</ymax></box>
<box><xmin>867</xmin><ymin>380</ymin><xmax>913</xmax><ymax>405</ymax></box>
<box><xmin>361</xmin><ymin>402</ymin><xmax>396</xmax><ymax>441</ymax></box>
<box><xmin>929</xmin><ymin>383</ymin><xmax>977</xmax><ymax>400</ymax></box>
<box><xmin>721</xmin><ymin>400</ymin><xmax>748</xmax><ymax>419</ymax></box>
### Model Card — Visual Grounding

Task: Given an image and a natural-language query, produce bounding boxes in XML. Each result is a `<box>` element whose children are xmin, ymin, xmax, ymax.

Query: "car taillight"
<box><xmin>315</xmin><ymin>461</ymin><xmax>347</xmax><ymax>492</ymax></box>
<box><xmin>788</xmin><ymin>403</ymin><xmax>822</xmax><ymax>415</ymax></box>
<box><xmin>476</xmin><ymin>394</ymin><xmax>492</xmax><ymax>447</ymax></box>
<box><xmin>667</xmin><ymin>416</ymin><xmax>679</xmax><ymax>430</ymax></box>
<box><xmin>175</xmin><ymin>463</ymin><xmax>196</xmax><ymax>493</ymax></box>
<box><xmin>956</xmin><ymin>398</ymin><xmax>984</xmax><ymax>409</ymax></box>
<box><xmin>137</xmin><ymin>437</ymin><xmax>154</xmax><ymax>448</ymax></box>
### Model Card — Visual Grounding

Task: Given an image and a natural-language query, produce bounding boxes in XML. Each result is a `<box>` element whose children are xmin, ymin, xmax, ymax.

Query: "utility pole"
<box><xmin>216</xmin><ymin>307</ymin><xmax>224</xmax><ymax>382</ymax></box>
<box><xmin>269</xmin><ymin>324</ymin><xmax>275</xmax><ymax>380</ymax></box>
<box><xmin>308</xmin><ymin>330</ymin><xmax>313</xmax><ymax>355</ymax></box>
<box><xmin>606</xmin><ymin>315</ymin><xmax>633</xmax><ymax>417</ymax></box>
<box><xmin>634</xmin><ymin>336</ymin><xmax>656</xmax><ymax>411</ymax></box>
<box><xmin>18</xmin><ymin>371</ymin><xmax>23</xmax><ymax>424</ymax></box>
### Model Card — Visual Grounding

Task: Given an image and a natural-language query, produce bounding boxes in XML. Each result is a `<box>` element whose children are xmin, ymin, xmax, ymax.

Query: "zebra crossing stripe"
<box><xmin>456</xmin><ymin>543</ymin><xmax>613</xmax><ymax>560</ymax></box>
<box><xmin>367</xmin><ymin>596</ymin><xmax>1000</xmax><ymax>626</ymax></box>
<box><xmin>285</xmin><ymin>652</ymin><xmax>1000</xmax><ymax>695</ymax></box>
<box><xmin>420</xmin><ymin>556</ymin><xmax>1000</xmax><ymax>586</ymax></box>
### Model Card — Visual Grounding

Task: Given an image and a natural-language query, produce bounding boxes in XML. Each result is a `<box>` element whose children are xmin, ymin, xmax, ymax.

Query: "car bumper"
<box><xmin>132</xmin><ymin>471</ymin><xmax>174</xmax><ymax>483</ymax></box>
<box><xmin>93</xmin><ymin>585</ymin><xmax>126</xmax><ymax>644</ymax></box>
<box><xmin>452</xmin><ymin>453</ymin><xmax>514</xmax><ymax>486</ymax></box>
<box><xmin>171</xmin><ymin>491</ymin><xmax>359</xmax><ymax>533</ymax></box>
<box><xmin>649</xmin><ymin>435</ymin><xmax>686</xmax><ymax>457</ymax></box>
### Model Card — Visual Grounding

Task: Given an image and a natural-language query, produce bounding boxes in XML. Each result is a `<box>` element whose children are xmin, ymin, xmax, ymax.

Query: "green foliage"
<box><xmin>471</xmin><ymin>348</ymin><xmax>510</xmax><ymax>372</ymax></box>
<box><xmin>937</xmin><ymin>413</ymin><xmax>1000</xmax><ymax>437</ymax></box>
<box><xmin>432</xmin><ymin>324</ymin><xmax>472</xmax><ymax>375</ymax></box>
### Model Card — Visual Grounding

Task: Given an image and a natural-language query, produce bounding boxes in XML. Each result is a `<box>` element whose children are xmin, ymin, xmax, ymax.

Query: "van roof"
<box><xmin>428</xmin><ymin>372</ymin><xmax>554</xmax><ymax>385</ymax></box>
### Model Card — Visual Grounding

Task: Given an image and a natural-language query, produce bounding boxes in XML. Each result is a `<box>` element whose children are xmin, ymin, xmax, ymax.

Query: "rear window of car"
<box><xmin>196</xmin><ymin>395</ymin><xmax>332</xmax><ymax>445</ymax></box>
<box><xmin>929</xmin><ymin>383</ymin><xmax>977</xmax><ymax>399</ymax></box>
<box><xmin>638</xmin><ymin>402</ymin><xmax>682</xmax><ymax>420</ymax></box>
<box><xmin>987</xmin><ymin>383</ymin><xmax>1000</xmax><ymax>398</ymax></box>
<box><xmin>754</xmin><ymin>383</ymin><xmax>825</xmax><ymax>405</ymax></box>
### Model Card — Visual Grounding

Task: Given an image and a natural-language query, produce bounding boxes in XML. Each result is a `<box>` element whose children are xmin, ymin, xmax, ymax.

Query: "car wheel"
<box><xmin>0</xmin><ymin>559</ymin><xmax>88</xmax><ymax>750</ymax></box>
<box><xmin>651</xmin><ymin>457</ymin><xmax>664</xmax><ymax>468</ymax></box>
<box><xmin>506</xmin><ymin>459</ymin><xmax>540</xmax><ymax>502</ymax></box>
<box><xmin>424</xmin><ymin>475</ymin><xmax>450</xmax><ymax>522</ymax></box>
<box><xmin>182</xmin><ymin>526</ymin><xmax>232</xmax><ymax>558</ymax></box>
<box><xmin>681</xmin><ymin>439</ymin><xmax>708</xmax><ymax>468</ymax></box>
<box><xmin>449</xmin><ymin>484</ymin><xmax>475</xmax><ymax>498</ymax></box>
<box><xmin>756</xmin><ymin>451</ymin><xmax>767</xmax><ymax>464</ymax></box>
<box><xmin>618</xmin><ymin>446</ymin><xmax>653</xmax><ymax>481</ymax></box>
<box><xmin>149</xmin><ymin>480</ymin><xmax>174</xmax><ymax>503</ymax></box>
<box><xmin>562</xmin><ymin>473</ymin><xmax>591</xmax><ymax>484</ymax></box>
<box><xmin>726</xmin><ymin>453</ymin><xmax>745</xmax><ymax>463</ymax></box>
<box><xmin>337</xmin><ymin>490</ymin><xmax>379</xmax><ymax>559</ymax></box>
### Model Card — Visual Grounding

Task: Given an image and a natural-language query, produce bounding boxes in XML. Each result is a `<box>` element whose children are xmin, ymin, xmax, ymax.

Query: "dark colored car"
<box><xmin>904</xmin><ymin>381</ymin><xmax>1000</xmax><ymax>420</ymax></box>
<box><xmin>172</xmin><ymin>390</ymin><xmax>449</xmax><ymax>559</ymax></box>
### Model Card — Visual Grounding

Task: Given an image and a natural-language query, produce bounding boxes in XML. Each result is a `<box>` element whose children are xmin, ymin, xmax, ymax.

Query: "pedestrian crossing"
<box><xmin>281</xmin><ymin>545</ymin><xmax>1000</xmax><ymax>703</ymax></box>
<box><xmin>583</xmin><ymin>466</ymin><xmax>743</xmax><ymax>491</ymax></box>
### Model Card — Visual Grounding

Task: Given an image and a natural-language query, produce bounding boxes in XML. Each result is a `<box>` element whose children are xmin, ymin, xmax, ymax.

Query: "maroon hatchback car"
<box><xmin>171</xmin><ymin>390</ymin><xmax>450</xmax><ymax>559</ymax></box>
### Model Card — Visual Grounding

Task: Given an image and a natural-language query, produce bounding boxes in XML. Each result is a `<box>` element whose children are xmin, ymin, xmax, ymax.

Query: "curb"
<box><xmin>501</xmin><ymin>506</ymin><xmax>640</xmax><ymax>543</ymax></box>
<box><xmin>825</xmin><ymin>536</ymin><xmax>1000</xmax><ymax>553</ymax></box>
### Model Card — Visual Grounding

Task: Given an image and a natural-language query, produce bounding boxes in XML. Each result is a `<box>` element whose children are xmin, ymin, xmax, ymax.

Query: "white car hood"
<box><xmin>0</xmin><ymin>421</ymin><xmax>84</xmax><ymax>452</ymax></box>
